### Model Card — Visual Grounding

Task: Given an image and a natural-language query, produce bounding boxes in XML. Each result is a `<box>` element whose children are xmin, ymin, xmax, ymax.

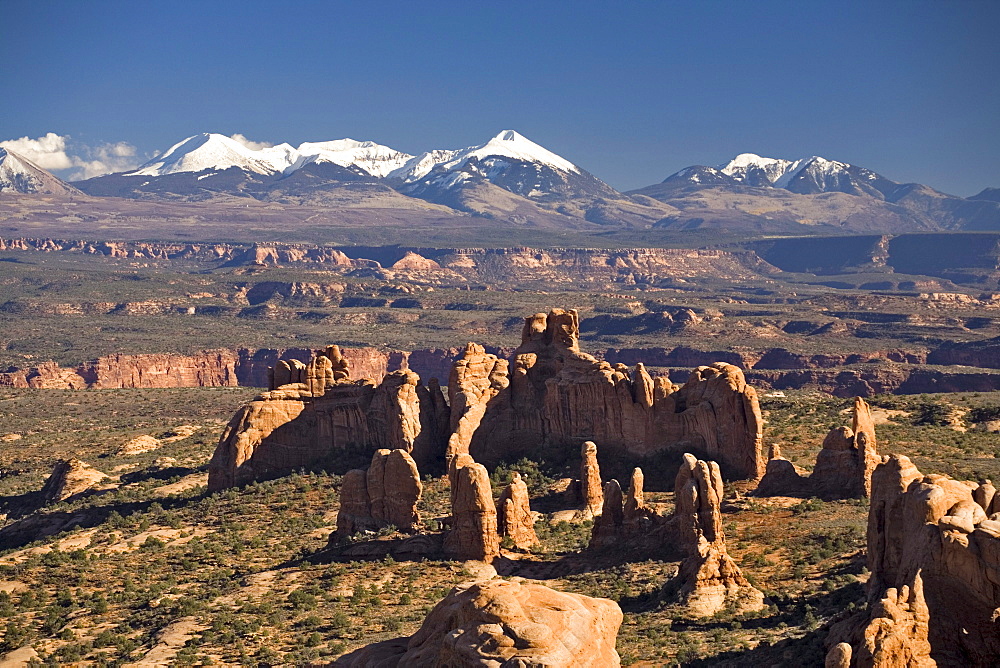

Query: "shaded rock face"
<box><xmin>334</xmin><ymin>579</ymin><xmax>623</xmax><ymax>667</ymax></box>
<box><xmin>496</xmin><ymin>471</ymin><xmax>538</xmax><ymax>550</ymax></box>
<box><xmin>589</xmin><ymin>467</ymin><xmax>664</xmax><ymax>550</ymax></box>
<box><xmin>827</xmin><ymin>455</ymin><xmax>1000</xmax><ymax>665</ymax></box>
<box><xmin>334</xmin><ymin>449</ymin><xmax>422</xmax><ymax>538</ymax></box>
<box><xmin>207</xmin><ymin>348</ymin><xmax>448</xmax><ymax>491</ymax></box>
<box><xmin>756</xmin><ymin>397</ymin><xmax>879</xmax><ymax>499</ymax></box>
<box><xmin>445</xmin><ymin>460</ymin><xmax>500</xmax><ymax>563</ymax></box>
<box><xmin>673</xmin><ymin>453</ymin><xmax>765</xmax><ymax>616</ymax></box>
<box><xmin>41</xmin><ymin>458</ymin><xmax>106</xmax><ymax>502</ymax></box>
<box><xmin>462</xmin><ymin>308</ymin><xmax>765</xmax><ymax>479</ymax></box>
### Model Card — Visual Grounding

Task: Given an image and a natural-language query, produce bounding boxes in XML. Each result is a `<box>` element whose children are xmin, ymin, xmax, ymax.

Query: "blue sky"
<box><xmin>2</xmin><ymin>0</ymin><xmax>998</xmax><ymax>195</ymax></box>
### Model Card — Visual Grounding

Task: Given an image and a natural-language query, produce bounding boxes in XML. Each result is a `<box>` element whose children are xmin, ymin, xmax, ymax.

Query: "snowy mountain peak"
<box><xmin>130</xmin><ymin>133</ymin><xmax>296</xmax><ymax>177</ymax></box>
<box><xmin>129</xmin><ymin>133</ymin><xmax>414</xmax><ymax>179</ymax></box>
<box><xmin>297</xmin><ymin>138</ymin><xmax>413</xmax><ymax>178</ymax></box>
<box><xmin>0</xmin><ymin>147</ymin><xmax>82</xmax><ymax>195</ymax></box>
<box><xmin>461</xmin><ymin>129</ymin><xmax>580</xmax><ymax>174</ymax></box>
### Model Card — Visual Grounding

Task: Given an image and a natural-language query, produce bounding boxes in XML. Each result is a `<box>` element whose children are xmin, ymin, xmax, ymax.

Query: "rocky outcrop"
<box><xmin>496</xmin><ymin>471</ymin><xmax>538</xmax><ymax>550</ymax></box>
<box><xmin>459</xmin><ymin>308</ymin><xmax>765</xmax><ymax>479</ymax></box>
<box><xmin>756</xmin><ymin>397</ymin><xmax>880</xmax><ymax>499</ymax></box>
<box><xmin>826</xmin><ymin>455</ymin><xmax>1000</xmax><ymax>665</ymax></box>
<box><xmin>40</xmin><ymin>458</ymin><xmax>106</xmax><ymax>502</ymax></box>
<box><xmin>444</xmin><ymin>459</ymin><xmax>500</xmax><ymax>563</ymax></box>
<box><xmin>589</xmin><ymin>467</ymin><xmax>664</xmax><ymax>549</ymax></box>
<box><xmin>208</xmin><ymin>348</ymin><xmax>448</xmax><ymax>491</ymax></box>
<box><xmin>672</xmin><ymin>453</ymin><xmax>765</xmax><ymax>616</ymax></box>
<box><xmin>334</xmin><ymin>579</ymin><xmax>623</xmax><ymax>667</ymax></box>
<box><xmin>334</xmin><ymin>449</ymin><xmax>422</xmax><ymax>538</ymax></box>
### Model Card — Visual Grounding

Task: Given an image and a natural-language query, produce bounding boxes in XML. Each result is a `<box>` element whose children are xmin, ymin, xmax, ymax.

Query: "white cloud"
<box><xmin>229</xmin><ymin>133</ymin><xmax>273</xmax><ymax>151</ymax></box>
<box><xmin>69</xmin><ymin>142</ymin><xmax>142</xmax><ymax>179</ymax></box>
<box><xmin>0</xmin><ymin>133</ymin><xmax>144</xmax><ymax>180</ymax></box>
<box><xmin>0</xmin><ymin>132</ymin><xmax>74</xmax><ymax>170</ymax></box>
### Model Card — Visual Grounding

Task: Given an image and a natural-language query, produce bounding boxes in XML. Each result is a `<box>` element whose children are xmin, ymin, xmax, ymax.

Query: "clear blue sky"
<box><xmin>2</xmin><ymin>0</ymin><xmax>998</xmax><ymax>196</ymax></box>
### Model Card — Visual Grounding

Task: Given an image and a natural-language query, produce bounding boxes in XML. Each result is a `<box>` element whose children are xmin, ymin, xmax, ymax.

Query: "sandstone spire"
<box><xmin>335</xmin><ymin>449</ymin><xmax>422</xmax><ymax>538</ymax></box>
<box><xmin>496</xmin><ymin>471</ymin><xmax>539</xmax><ymax>550</ymax></box>
<box><xmin>673</xmin><ymin>453</ymin><xmax>764</xmax><ymax>616</ymax></box>
<box><xmin>445</xmin><ymin>460</ymin><xmax>500</xmax><ymax>563</ymax></box>
<box><xmin>580</xmin><ymin>441</ymin><xmax>604</xmax><ymax>517</ymax></box>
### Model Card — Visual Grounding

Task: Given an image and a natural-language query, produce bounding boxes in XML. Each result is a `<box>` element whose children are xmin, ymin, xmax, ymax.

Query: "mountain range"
<box><xmin>2</xmin><ymin>130</ymin><xmax>998</xmax><ymax>236</ymax></box>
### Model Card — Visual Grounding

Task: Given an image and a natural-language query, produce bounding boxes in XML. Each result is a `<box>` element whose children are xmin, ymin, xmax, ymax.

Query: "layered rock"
<box><xmin>459</xmin><ymin>308</ymin><xmax>765</xmax><ymax>479</ymax></box>
<box><xmin>334</xmin><ymin>579</ymin><xmax>623</xmax><ymax>667</ymax></box>
<box><xmin>672</xmin><ymin>453</ymin><xmax>765</xmax><ymax>616</ymax></box>
<box><xmin>827</xmin><ymin>455</ymin><xmax>1000</xmax><ymax>664</ymax></box>
<box><xmin>756</xmin><ymin>397</ymin><xmax>879</xmax><ymax>499</ymax></box>
<box><xmin>334</xmin><ymin>449</ymin><xmax>422</xmax><ymax>538</ymax></box>
<box><xmin>208</xmin><ymin>348</ymin><xmax>448</xmax><ymax>491</ymax></box>
<box><xmin>40</xmin><ymin>458</ymin><xmax>107</xmax><ymax>502</ymax></box>
<box><xmin>444</xmin><ymin>459</ymin><xmax>500</xmax><ymax>563</ymax></box>
<box><xmin>496</xmin><ymin>471</ymin><xmax>538</xmax><ymax>550</ymax></box>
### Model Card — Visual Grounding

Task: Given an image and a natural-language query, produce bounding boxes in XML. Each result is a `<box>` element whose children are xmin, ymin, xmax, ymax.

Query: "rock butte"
<box><xmin>755</xmin><ymin>396</ymin><xmax>880</xmax><ymax>499</ymax></box>
<box><xmin>826</xmin><ymin>455</ymin><xmax>1000</xmax><ymax>665</ymax></box>
<box><xmin>209</xmin><ymin>308</ymin><xmax>766</xmax><ymax>490</ymax></box>
<box><xmin>333</xmin><ymin>578</ymin><xmax>623</xmax><ymax>667</ymax></box>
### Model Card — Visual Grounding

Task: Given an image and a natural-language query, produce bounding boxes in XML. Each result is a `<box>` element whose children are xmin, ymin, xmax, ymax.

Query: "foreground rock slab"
<box><xmin>334</xmin><ymin>579</ymin><xmax>623</xmax><ymax>667</ymax></box>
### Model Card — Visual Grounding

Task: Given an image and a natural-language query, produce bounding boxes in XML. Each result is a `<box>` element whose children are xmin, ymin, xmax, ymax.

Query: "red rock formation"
<box><xmin>589</xmin><ymin>467</ymin><xmax>665</xmax><ymax>550</ymax></box>
<box><xmin>334</xmin><ymin>579</ymin><xmax>624</xmax><ymax>667</ymax></box>
<box><xmin>496</xmin><ymin>471</ymin><xmax>538</xmax><ymax>550</ymax></box>
<box><xmin>756</xmin><ymin>397</ymin><xmax>879</xmax><ymax>499</ymax></box>
<box><xmin>208</xmin><ymin>350</ymin><xmax>447</xmax><ymax>491</ymax></box>
<box><xmin>580</xmin><ymin>441</ymin><xmax>604</xmax><ymax>517</ymax></box>
<box><xmin>460</xmin><ymin>308</ymin><xmax>765</xmax><ymax>479</ymax></box>
<box><xmin>827</xmin><ymin>455</ymin><xmax>1000</xmax><ymax>664</ymax></box>
<box><xmin>334</xmin><ymin>449</ymin><xmax>422</xmax><ymax>538</ymax></box>
<box><xmin>444</xmin><ymin>459</ymin><xmax>500</xmax><ymax>563</ymax></box>
<box><xmin>673</xmin><ymin>453</ymin><xmax>765</xmax><ymax>616</ymax></box>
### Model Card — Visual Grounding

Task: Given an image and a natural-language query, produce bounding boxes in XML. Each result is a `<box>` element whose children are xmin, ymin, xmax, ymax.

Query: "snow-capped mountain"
<box><xmin>131</xmin><ymin>134</ymin><xmax>300</xmax><ymax>177</ymax></box>
<box><xmin>391</xmin><ymin>130</ymin><xmax>621</xmax><ymax>207</ymax></box>
<box><xmin>0</xmin><ymin>147</ymin><xmax>82</xmax><ymax>196</ymax></box>
<box><xmin>128</xmin><ymin>133</ymin><xmax>412</xmax><ymax>179</ymax></box>
<box><xmin>297</xmin><ymin>139</ymin><xmax>413</xmax><ymax>178</ymax></box>
<box><xmin>662</xmin><ymin>152</ymin><xmax>901</xmax><ymax>199</ymax></box>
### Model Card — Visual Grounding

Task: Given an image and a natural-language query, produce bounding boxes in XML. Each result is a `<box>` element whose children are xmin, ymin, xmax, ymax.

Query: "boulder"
<box><xmin>334</xmin><ymin>579</ymin><xmax>623</xmax><ymax>667</ymax></box>
<box><xmin>40</xmin><ymin>458</ymin><xmax>107</xmax><ymax>502</ymax></box>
